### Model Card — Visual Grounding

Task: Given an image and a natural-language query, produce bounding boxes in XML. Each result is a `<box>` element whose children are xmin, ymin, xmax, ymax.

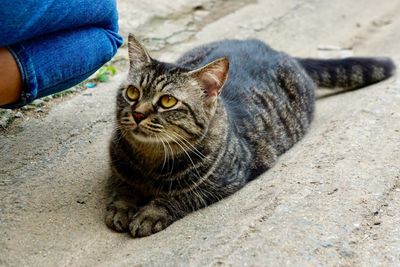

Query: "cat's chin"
<box><xmin>129</xmin><ymin>131</ymin><xmax>161</xmax><ymax>144</ymax></box>
<box><xmin>120</xmin><ymin>125</ymin><xmax>152</xmax><ymax>141</ymax></box>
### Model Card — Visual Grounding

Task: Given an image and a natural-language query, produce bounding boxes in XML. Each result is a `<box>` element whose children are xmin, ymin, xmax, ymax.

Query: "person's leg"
<box><xmin>0</xmin><ymin>0</ymin><xmax>123</xmax><ymax>108</ymax></box>
<box><xmin>0</xmin><ymin>0</ymin><xmax>120</xmax><ymax>47</ymax></box>
<box><xmin>0</xmin><ymin>48</ymin><xmax>21</xmax><ymax>105</ymax></box>
<box><xmin>4</xmin><ymin>27</ymin><xmax>122</xmax><ymax>108</ymax></box>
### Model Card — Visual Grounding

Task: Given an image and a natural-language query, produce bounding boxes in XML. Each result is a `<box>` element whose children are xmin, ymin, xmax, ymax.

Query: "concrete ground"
<box><xmin>1</xmin><ymin>0</ymin><xmax>400</xmax><ymax>266</ymax></box>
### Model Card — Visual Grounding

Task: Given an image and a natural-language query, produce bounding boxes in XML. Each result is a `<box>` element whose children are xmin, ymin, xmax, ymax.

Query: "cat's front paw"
<box><xmin>129</xmin><ymin>205</ymin><xmax>173</xmax><ymax>237</ymax></box>
<box><xmin>105</xmin><ymin>200</ymin><xmax>137</xmax><ymax>232</ymax></box>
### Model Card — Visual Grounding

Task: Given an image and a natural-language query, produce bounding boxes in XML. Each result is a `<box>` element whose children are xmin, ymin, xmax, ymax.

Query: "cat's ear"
<box><xmin>128</xmin><ymin>33</ymin><xmax>152</xmax><ymax>68</ymax></box>
<box><xmin>189</xmin><ymin>57</ymin><xmax>229</xmax><ymax>103</ymax></box>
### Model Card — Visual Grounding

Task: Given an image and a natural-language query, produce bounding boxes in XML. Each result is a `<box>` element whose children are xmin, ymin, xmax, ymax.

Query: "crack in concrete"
<box><xmin>344</xmin><ymin>3</ymin><xmax>400</xmax><ymax>50</ymax></box>
<box><xmin>138</xmin><ymin>0</ymin><xmax>256</xmax><ymax>51</ymax></box>
<box><xmin>238</xmin><ymin>0</ymin><xmax>309</xmax><ymax>34</ymax></box>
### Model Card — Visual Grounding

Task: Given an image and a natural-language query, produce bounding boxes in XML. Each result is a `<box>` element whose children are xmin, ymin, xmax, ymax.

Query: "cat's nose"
<box><xmin>132</xmin><ymin>112</ymin><xmax>146</xmax><ymax>124</ymax></box>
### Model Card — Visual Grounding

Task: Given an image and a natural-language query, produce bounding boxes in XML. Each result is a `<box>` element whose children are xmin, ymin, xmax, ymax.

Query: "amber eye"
<box><xmin>159</xmin><ymin>95</ymin><xmax>177</xmax><ymax>109</ymax></box>
<box><xmin>126</xmin><ymin>85</ymin><xmax>140</xmax><ymax>101</ymax></box>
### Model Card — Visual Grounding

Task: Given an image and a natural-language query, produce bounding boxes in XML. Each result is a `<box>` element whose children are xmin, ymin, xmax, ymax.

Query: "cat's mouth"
<box><xmin>132</xmin><ymin>125</ymin><xmax>149</xmax><ymax>136</ymax></box>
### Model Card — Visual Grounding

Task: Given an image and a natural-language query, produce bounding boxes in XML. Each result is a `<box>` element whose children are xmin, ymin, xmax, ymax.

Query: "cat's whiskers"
<box><xmin>112</xmin><ymin>125</ymin><xmax>128</xmax><ymax>144</ymax></box>
<box><xmin>162</xmin><ymin>134</ymin><xmax>176</xmax><ymax>178</ymax></box>
<box><xmin>169</xmin><ymin>131</ymin><xmax>206</xmax><ymax>160</ymax></box>
<box><xmin>160</xmin><ymin>131</ymin><xmax>223</xmax><ymax>203</ymax></box>
<box><xmin>156</xmin><ymin>134</ymin><xmax>168</xmax><ymax>172</ymax></box>
<box><xmin>162</xmin><ymin>132</ymin><xmax>203</xmax><ymax>184</ymax></box>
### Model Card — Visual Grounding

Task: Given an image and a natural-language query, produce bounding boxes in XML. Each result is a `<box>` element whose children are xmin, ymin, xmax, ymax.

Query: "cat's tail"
<box><xmin>296</xmin><ymin>57</ymin><xmax>396</xmax><ymax>90</ymax></box>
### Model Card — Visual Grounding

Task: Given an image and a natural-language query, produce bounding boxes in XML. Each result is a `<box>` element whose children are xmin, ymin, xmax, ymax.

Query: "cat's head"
<box><xmin>116</xmin><ymin>34</ymin><xmax>229</xmax><ymax>146</ymax></box>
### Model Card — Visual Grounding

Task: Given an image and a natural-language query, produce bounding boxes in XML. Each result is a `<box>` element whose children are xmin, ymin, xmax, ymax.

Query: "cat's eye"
<box><xmin>159</xmin><ymin>95</ymin><xmax>177</xmax><ymax>109</ymax></box>
<box><xmin>126</xmin><ymin>85</ymin><xmax>140</xmax><ymax>101</ymax></box>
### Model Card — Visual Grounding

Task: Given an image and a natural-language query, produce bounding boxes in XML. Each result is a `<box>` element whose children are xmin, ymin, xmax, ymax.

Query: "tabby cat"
<box><xmin>106</xmin><ymin>34</ymin><xmax>395</xmax><ymax>237</ymax></box>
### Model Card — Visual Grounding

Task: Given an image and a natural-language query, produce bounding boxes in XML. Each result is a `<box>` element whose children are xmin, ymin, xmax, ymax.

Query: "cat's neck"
<box><xmin>118</xmin><ymin>103</ymin><xmax>229</xmax><ymax>172</ymax></box>
<box><xmin>201</xmin><ymin>103</ymin><xmax>229</xmax><ymax>152</ymax></box>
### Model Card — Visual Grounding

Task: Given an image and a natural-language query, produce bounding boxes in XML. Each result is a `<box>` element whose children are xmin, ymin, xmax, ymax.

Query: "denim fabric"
<box><xmin>0</xmin><ymin>0</ymin><xmax>123</xmax><ymax>108</ymax></box>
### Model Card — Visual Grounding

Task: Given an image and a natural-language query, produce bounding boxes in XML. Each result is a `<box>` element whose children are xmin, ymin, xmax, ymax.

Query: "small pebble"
<box><xmin>31</xmin><ymin>99</ymin><xmax>45</xmax><ymax>107</ymax></box>
<box><xmin>20</xmin><ymin>105</ymin><xmax>35</xmax><ymax>111</ymax></box>
<box><xmin>14</xmin><ymin>112</ymin><xmax>23</xmax><ymax>118</ymax></box>
<box><xmin>43</xmin><ymin>96</ymin><xmax>53</xmax><ymax>102</ymax></box>
<box><xmin>69</xmin><ymin>129</ymin><xmax>79</xmax><ymax>137</ymax></box>
<box><xmin>373</xmin><ymin>220</ymin><xmax>382</xmax><ymax>226</ymax></box>
<box><xmin>328</xmin><ymin>188</ymin><xmax>338</xmax><ymax>195</ymax></box>
<box><xmin>339</xmin><ymin>241</ymin><xmax>353</xmax><ymax>257</ymax></box>
<box><xmin>320</xmin><ymin>240</ymin><xmax>333</xmax><ymax>248</ymax></box>
<box><xmin>86</xmin><ymin>82</ymin><xmax>97</xmax><ymax>89</ymax></box>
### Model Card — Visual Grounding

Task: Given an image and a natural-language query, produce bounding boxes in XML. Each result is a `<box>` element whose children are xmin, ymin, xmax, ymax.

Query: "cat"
<box><xmin>106</xmin><ymin>34</ymin><xmax>395</xmax><ymax>237</ymax></box>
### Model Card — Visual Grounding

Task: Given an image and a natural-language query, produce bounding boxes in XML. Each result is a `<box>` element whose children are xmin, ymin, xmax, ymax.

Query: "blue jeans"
<box><xmin>0</xmin><ymin>0</ymin><xmax>123</xmax><ymax>108</ymax></box>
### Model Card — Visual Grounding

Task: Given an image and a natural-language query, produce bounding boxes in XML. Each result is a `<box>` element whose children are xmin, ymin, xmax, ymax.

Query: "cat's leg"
<box><xmin>128</xmin><ymin>198</ymin><xmax>178</xmax><ymax>238</ymax></box>
<box><xmin>128</xmin><ymin>187</ymin><xmax>229</xmax><ymax>237</ymax></box>
<box><xmin>105</xmin><ymin>179</ymin><xmax>141</xmax><ymax>233</ymax></box>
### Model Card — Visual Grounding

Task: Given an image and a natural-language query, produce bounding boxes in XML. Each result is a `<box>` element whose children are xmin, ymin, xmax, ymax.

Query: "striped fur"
<box><xmin>106</xmin><ymin>36</ymin><xmax>395</xmax><ymax>237</ymax></box>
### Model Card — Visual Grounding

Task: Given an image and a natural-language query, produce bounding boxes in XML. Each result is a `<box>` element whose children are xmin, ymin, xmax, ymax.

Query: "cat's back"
<box><xmin>177</xmin><ymin>39</ymin><xmax>300</xmax><ymax>100</ymax></box>
<box><xmin>177</xmin><ymin>39</ymin><xmax>282</xmax><ymax>73</ymax></box>
<box><xmin>178</xmin><ymin>39</ymin><xmax>315</xmax><ymax>165</ymax></box>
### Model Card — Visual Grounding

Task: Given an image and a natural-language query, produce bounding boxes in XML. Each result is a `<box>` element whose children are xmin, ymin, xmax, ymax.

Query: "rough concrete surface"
<box><xmin>1</xmin><ymin>0</ymin><xmax>400</xmax><ymax>266</ymax></box>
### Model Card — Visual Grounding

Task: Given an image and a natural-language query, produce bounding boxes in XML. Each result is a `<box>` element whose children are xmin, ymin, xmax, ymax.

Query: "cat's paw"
<box><xmin>129</xmin><ymin>205</ymin><xmax>173</xmax><ymax>237</ymax></box>
<box><xmin>105</xmin><ymin>200</ymin><xmax>137</xmax><ymax>232</ymax></box>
